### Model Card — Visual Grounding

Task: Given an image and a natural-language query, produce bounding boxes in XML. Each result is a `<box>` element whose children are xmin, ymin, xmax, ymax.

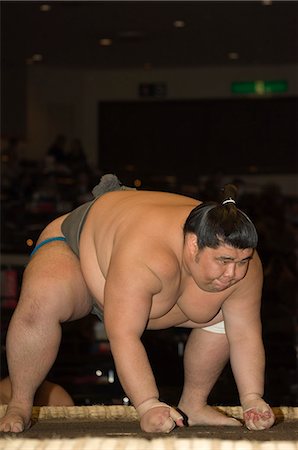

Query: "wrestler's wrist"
<box><xmin>135</xmin><ymin>397</ymin><xmax>165</xmax><ymax>418</ymax></box>
<box><xmin>240</xmin><ymin>392</ymin><xmax>263</xmax><ymax>405</ymax></box>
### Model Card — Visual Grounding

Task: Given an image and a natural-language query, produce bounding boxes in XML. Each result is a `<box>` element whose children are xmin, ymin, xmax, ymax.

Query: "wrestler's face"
<box><xmin>191</xmin><ymin>243</ymin><xmax>254</xmax><ymax>293</ymax></box>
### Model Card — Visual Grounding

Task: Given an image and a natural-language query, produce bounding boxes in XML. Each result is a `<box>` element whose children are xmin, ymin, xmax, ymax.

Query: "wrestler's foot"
<box><xmin>178</xmin><ymin>403</ymin><xmax>242</xmax><ymax>427</ymax></box>
<box><xmin>0</xmin><ymin>404</ymin><xmax>32</xmax><ymax>433</ymax></box>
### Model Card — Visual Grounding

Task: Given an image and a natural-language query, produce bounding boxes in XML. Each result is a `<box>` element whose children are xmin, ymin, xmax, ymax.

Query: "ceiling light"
<box><xmin>32</xmin><ymin>54</ymin><xmax>43</xmax><ymax>62</ymax></box>
<box><xmin>173</xmin><ymin>20</ymin><xmax>185</xmax><ymax>28</ymax></box>
<box><xmin>228</xmin><ymin>52</ymin><xmax>239</xmax><ymax>60</ymax></box>
<box><xmin>26</xmin><ymin>239</ymin><xmax>34</xmax><ymax>248</ymax></box>
<box><xmin>40</xmin><ymin>4</ymin><xmax>51</xmax><ymax>12</ymax></box>
<box><xmin>26</xmin><ymin>54</ymin><xmax>43</xmax><ymax>65</ymax></box>
<box><xmin>262</xmin><ymin>0</ymin><xmax>272</xmax><ymax>5</ymax></box>
<box><xmin>99</xmin><ymin>38</ymin><xmax>113</xmax><ymax>47</ymax></box>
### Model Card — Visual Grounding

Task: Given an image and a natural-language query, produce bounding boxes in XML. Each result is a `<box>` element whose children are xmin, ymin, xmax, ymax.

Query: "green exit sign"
<box><xmin>231</xmin><ymin>80</ymin><xmax>288</xmax><ymax>94</ymax></box>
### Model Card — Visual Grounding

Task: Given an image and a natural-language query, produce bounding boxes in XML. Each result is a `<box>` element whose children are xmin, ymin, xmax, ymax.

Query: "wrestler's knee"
<box><xmin>17</xmin><ymin>270</ymin><xmax>76</xmax><ymax>324</ymax></box>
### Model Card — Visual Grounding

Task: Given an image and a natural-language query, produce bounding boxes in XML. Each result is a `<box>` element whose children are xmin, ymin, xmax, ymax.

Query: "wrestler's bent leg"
<box><xmin>0</xmin><ymin>243</ymin><xmax>92</xmax><ymax>433</ymax></box>
<box><xmin>178</xmin><ymin>327</ymin><xmax>241</xmax><ymax>426</ymax></box>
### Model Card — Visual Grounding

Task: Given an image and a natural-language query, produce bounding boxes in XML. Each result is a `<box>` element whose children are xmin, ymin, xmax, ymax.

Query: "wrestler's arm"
<box><xmin>222</xmin><ymin>252</ymin><xmax>275</xmax><ymax>430</ymax></box>
<box><xmin>103</xmin><ymin>249</ymin><xmax>183</xmax><ymax>432</ymax></box>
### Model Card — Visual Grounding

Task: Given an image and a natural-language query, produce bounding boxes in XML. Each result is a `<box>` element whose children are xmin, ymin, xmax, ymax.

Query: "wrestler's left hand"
<box><xmin>140</xmin><ymin>404</ymin><xmax>184</xmax><ymax>433</ymax></box>
<box><xmin>242</xmin><ymin>395</ymin><xmax>275</xmax><ymax>430</ymax></box>
<box><xmin>136</xmin><ymin>398</ymin><xmax>184</xmax><ymax>433</ymax></box>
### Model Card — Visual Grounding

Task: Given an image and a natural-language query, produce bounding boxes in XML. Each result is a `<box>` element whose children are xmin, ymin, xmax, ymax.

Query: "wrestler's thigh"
<box><xmin>18</xmin><ymin>244</ymin><xmax>92</xmax><ymax>322</ymax></box>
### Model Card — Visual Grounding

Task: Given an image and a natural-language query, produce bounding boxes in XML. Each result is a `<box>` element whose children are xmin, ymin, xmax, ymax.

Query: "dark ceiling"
<box><xmin>2</xmin><ymin>1</ymin><xmax>298</xmax><ymax>71</ymax></box>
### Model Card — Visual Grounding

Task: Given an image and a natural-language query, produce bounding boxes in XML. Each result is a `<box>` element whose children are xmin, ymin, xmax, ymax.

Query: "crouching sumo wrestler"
<box><xmin>0</xmin><ymin>175</ymin><xmax>275</xmax><ymax>433</ymax></box>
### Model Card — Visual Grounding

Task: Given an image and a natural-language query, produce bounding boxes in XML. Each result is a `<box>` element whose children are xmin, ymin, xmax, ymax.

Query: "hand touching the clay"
<box><xmin>136</xmin><ymin>398</ymin><xmax>184</xmax><ymax>433</ymax></box>
<box><xmin>242</xmin><ymin>395</ymin><xmax>275</xmax><ymax>430</ymax></box>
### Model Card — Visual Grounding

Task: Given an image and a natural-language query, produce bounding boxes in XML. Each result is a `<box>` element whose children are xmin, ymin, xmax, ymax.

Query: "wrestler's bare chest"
<box><xmin>149</xmin><ymin>280</ymin><xmax>228</xmax><ymax>327</ymax></box>
<box><xmin>81</xmin><ymin>250</ymin><xmax>227</xmax><ymax>327</ymax></box>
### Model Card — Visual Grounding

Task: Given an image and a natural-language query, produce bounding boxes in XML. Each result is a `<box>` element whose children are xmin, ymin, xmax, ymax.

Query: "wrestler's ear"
<box><xmin>186</xmin><ymin>233</ymin><xmax>199</xmax><ymax>255</ymax></box>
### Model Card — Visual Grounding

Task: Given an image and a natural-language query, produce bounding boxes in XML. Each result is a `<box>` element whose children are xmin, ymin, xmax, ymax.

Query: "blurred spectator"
<box><xmin>67</xmin><ymin>138</ymin><xmax>89</xmax><ymax>175</ymax></box>
<box><xmin>75</xmin><ymin>171</ymin><xmax>94</xmax><ymax>205</ymax></box>
<box><xmin>28</xmin><ymin>173</ymin><xmax>61</xmax><ymax>214</ymax></box>
<box><xmin>47</xmin><ymin>134</ymin><xmax>67</xmax><ymax>164</ymax></box>
<box><xmin>1</xmin><ymin>138</ymin><xmax>22</xmax><ymax>199</ymax></box>
<box><xmin>1</xmin><ymin>137</ymin><xmax>20</xmax><ymax>165</ymax></box>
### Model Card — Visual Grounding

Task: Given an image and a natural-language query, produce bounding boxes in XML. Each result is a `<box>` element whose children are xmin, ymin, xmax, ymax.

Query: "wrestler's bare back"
<box><xmin>78</xmin><ymin>190</ymin><xmax>238</xmax><ymax>329</ymax></box>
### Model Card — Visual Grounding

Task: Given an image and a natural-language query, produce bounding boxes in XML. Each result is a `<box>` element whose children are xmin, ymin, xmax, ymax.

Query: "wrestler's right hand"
<box><xmin>136</xmin><ymin>398</ymin><xmax>184</xmax><ymax>433</ymax></box>
<box><xmin>241</xmin><ymin>395</ymin><xmax>275</xmax><ymax>430</ymax></box>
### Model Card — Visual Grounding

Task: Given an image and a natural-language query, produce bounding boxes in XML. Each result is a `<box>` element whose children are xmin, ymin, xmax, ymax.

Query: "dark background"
<box><xmin>99</xmin><ymin>97</ymin><xmax>297</xmax><ymax>178</ymax></box>
<box><xmin>1</xmin><ymin>0</ymin><xmax>297</xmax><ymax>409</ymax></box>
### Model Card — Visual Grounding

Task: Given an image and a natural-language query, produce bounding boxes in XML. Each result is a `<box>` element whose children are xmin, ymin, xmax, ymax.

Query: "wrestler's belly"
<box><xmin>79</xmin><ymin>243</ymin><xmax>225</xmax><ymax>327</ymax></box>
<box><xmin>79</xmin><ymin>231</ymin><xmax>106</xmax><ymax>307</ymax></box>
<box><xmin>80</xmin><ymin>254</ymin><xmax>106</xmax><ymax>308</ymax></box>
